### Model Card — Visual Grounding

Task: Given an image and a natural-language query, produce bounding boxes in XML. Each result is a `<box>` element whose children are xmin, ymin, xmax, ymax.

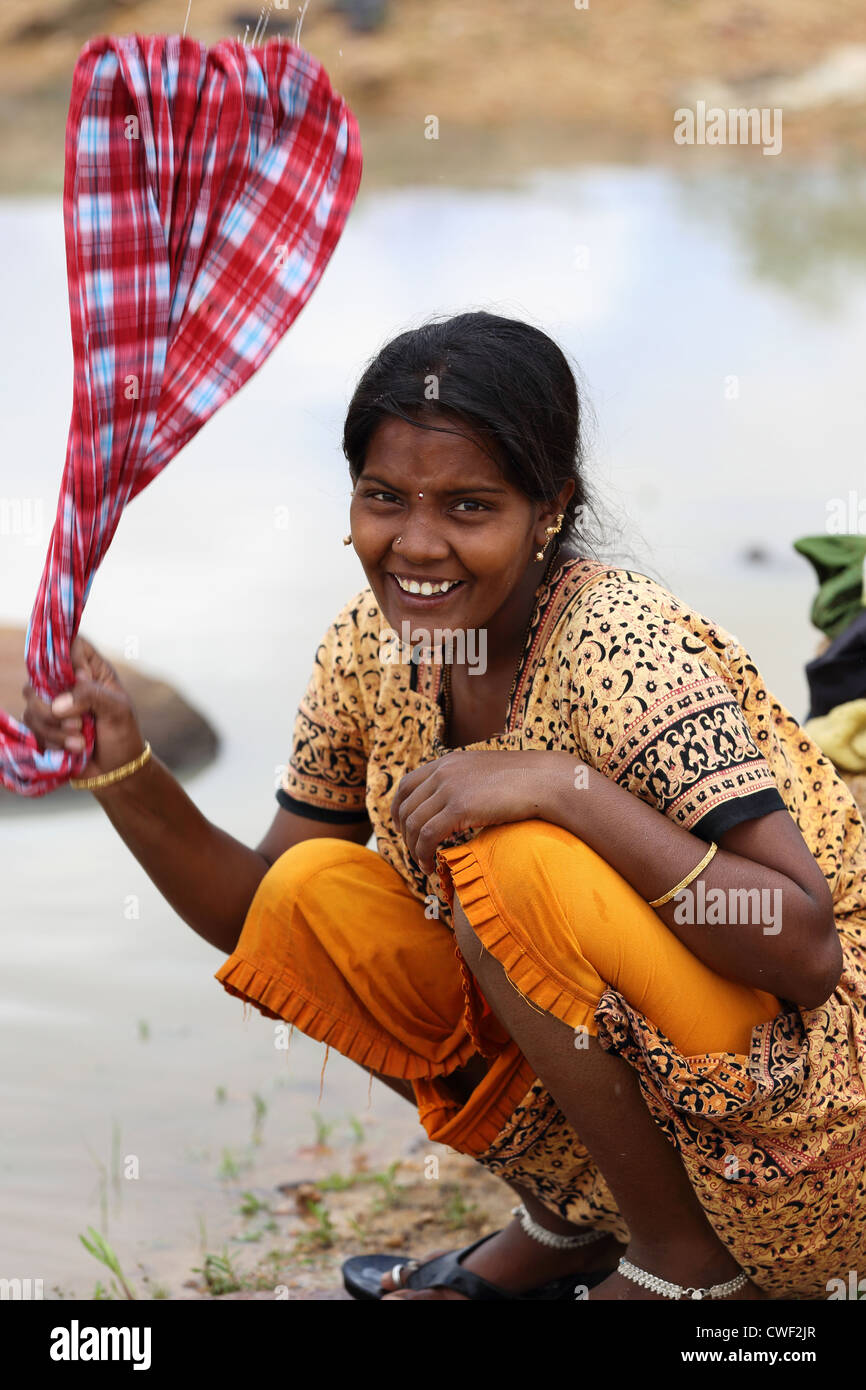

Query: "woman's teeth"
<box><xmin>395</xmin><ymin>575</ymin><xmax>461</xmax><ymax>596</ymax></box>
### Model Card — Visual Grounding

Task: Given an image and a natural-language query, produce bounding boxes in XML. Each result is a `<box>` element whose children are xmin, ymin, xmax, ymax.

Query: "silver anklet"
<box><xmin>511</xmin><ymin>1203</ymin><xmax>603</xmax><ymax>1250</ymax></box>
<box><xmin>617</xmin><ymin>1256</ymin><xmax>749</xmax><ymax>1300</ymax></box>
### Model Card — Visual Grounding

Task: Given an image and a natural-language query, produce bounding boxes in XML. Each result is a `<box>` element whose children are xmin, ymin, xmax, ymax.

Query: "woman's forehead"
<box><xmin>363</xmin><ymin>414</ymin><xmax>512</xmax><ymax>484</ymax></box>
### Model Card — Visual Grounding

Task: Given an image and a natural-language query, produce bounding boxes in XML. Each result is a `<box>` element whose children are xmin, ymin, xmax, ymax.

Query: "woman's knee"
<box><xmin>258</xmin><ymin>835</ymin><xmax>378</xmax><ymax>908</ymax></box>
<box><xmin>468</xmin><ymin>819</ymin><xmax>619</xmax><ymax>922</ymax></box>
<box><xmin>448</xmin><ymin>820</ymin><xmax>627</xmax><ymax>987</ymax></box>
<box><xmin>471</xmin><ymin>818</ymin><xmax>594</xmax><ymax>865</ymax></box>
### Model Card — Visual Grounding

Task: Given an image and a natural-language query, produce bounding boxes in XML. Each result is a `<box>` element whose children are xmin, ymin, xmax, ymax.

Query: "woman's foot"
<box><xmin>379</xmin><ymin>1216</ymin><xmax>626</xmax><ymax>1300</ymax></box>
<box><xmin>589</xmin><ymin>1239</ymin><xmax>767</xmax><ymax>1301</ymax></box>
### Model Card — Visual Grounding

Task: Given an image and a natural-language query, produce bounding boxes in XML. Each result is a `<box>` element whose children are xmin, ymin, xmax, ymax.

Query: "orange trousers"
<box><xmin>215</xmin><ymin>820</ymin><xmax>781</xmax><ymax>1158</ymax></box>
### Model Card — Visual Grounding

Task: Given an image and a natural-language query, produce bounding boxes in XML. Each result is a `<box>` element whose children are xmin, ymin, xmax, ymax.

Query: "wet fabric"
<box><xmin>0</xmin><ymin>32</ymin><xmax>361</xmax><ymax>797</ymax></box>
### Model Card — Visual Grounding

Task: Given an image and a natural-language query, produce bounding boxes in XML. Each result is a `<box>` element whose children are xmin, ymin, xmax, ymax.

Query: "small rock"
<box><xmin>294</xmin><ymin>1183</ymin><xmax>324</xmax><ymax>1216</ymax></box>
<box><xmin>0</xmin><ymin>627</ymin><xmax>219</xmax><ymax>803</ymax></box>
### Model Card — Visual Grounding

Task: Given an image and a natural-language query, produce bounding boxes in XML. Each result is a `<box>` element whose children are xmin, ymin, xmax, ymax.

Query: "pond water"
<box><xmin>1</xmin><ymin>158</ymin><xmax>864</xmax><ymax>1296</ymax></box>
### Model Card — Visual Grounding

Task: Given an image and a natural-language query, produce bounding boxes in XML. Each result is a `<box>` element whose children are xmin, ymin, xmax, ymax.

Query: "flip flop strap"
<box><xmin>404</xmin><ymin>1247</ymin><xmax>513</xmax><ymax>1300</ymax></box>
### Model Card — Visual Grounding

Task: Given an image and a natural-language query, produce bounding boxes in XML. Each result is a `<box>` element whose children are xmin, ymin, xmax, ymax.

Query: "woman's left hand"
<box><xmin>391</xmin><ymin>749</ymin><xmax>569</xmax><ymax>875</ymax></box>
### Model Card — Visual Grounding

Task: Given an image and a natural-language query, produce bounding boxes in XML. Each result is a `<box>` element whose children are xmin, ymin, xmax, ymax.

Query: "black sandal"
<box><xmin>342</xmin><ymin>1230</ymin><xmax>616</xmax><ymax>1300</ymax></box>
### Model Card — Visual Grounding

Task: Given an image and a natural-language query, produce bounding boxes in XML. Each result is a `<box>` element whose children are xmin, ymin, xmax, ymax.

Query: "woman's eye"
<box><xmin>363</xmin><ymin>493</ymin><xmax>487</xmax><ymax>512</ymax></box>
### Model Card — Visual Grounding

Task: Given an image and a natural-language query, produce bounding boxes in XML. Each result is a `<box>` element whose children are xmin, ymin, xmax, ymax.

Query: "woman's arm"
<box><xmin>532</xmin><ymin>752</ymin><xmax>842</xmax><ymax>1010</ymax></box>
<box><xmin>22</xmin><ymin>637</ymin><xmax>372</xmax><ymax>957</ymax></box>
<box><xmin>91</xmin><ymin>747</ymin><xmax>372</xmax><ymax>955</ymax></box>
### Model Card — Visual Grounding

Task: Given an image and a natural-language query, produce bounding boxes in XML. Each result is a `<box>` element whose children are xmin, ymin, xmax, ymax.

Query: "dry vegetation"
<box><xmin>1</xmin><ymin>0</ymin><xmax>865</xmax><ymax>192</ymax></box>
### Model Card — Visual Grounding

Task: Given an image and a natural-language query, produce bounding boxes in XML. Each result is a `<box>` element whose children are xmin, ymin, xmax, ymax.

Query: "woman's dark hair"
<box><xmin>341</xmin><ymin>310</ymin><xmax>610</xmax><ymax>558</ymax></box>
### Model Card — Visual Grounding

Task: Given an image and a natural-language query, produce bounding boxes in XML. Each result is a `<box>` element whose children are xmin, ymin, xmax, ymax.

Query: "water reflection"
<box><xmin>674</xmin><ymin>162</ymin><xmax>866</xmax><ymax>309</ymax></box>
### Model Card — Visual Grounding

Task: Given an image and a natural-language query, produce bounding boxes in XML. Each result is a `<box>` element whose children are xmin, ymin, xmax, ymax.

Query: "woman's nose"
<box><xmin>392</xmin><ymin>513</ymin><xmax>450</xmax><ymax>561</ymax></box>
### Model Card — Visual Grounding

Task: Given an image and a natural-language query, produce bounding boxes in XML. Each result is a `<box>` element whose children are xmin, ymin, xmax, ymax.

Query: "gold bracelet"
<box><xmin>647</xmin><ymin>841</ymin><xmax>718</xmax><ymax>908</ymax></box>
<box><xmin>69</xmin><ymin>741</ymin><xmax>153</xmax><ymax>791</ymax></box>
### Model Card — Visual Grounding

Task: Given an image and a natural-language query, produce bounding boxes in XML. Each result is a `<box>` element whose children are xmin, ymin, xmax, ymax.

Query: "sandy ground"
<box><xmin>2</xmin><ymin>0</ymin><xmax>866</xmax><ymax>193</ymax></box>
<box><xmin>176</xmin><ymin>1147</ymin><xmax>519</xmax><ymax>1301</ymax></box>
<box><xmin>50</xmin><ymin>1133</ymin><xmax>524</xmax><ymax>1302</ymax></box>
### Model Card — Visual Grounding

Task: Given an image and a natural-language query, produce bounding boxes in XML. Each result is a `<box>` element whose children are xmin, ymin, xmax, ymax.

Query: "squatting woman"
<box><xmin>24</xmin><ymin>312</ymin><xmax>866</xmax><ymax>1300</ymax></box>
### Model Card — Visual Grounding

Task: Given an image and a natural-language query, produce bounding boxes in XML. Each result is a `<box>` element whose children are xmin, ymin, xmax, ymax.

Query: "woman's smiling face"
<box><xmin>349</xmin><ymin>413</ymin><xmax>572</xmax><ymax>638</ymax></box>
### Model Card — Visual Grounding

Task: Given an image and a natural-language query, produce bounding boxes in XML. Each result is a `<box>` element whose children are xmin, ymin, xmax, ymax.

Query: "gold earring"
<box><xmin>535</xmin><ymin>512</ymin><xmax>564</xmax><ymax>562</ymax></box>
<box><xmin>342</xmin><ymin>534</ymin><xmax>353</xmax><ymax>546</ymax></box>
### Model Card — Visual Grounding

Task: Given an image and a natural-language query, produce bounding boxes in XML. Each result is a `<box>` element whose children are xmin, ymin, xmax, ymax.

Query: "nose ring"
<box><xmin>395</xmin><ymin>491</ymin><xmax>423</xmax><ymax>544</ymax></box>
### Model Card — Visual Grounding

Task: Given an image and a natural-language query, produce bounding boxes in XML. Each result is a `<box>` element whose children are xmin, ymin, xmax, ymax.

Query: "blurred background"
<box><xmin>2</xmin><ymin>0</ymin><xmax>865</xmax><ymax>1299</ymax></box>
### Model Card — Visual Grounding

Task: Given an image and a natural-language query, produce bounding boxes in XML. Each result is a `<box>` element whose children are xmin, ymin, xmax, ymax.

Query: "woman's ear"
<box><xmin>559</xmin><ymin>479</ymin><xmax>577</xmax><ymax>513</ymax></box>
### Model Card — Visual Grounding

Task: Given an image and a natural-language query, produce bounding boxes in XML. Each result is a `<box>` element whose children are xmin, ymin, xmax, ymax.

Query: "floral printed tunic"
<box><xmin>275</xmin><ymin>556</ymin><xmax>866</xmax><ymax>1298</ymax></box>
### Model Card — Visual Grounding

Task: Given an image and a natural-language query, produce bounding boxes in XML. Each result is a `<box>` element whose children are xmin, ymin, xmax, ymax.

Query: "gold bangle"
<box><xmin>69</xmin><ymin>741</ymin><xmax>153</xmax><ymax>791</ymax></box>
<box><xmin>647</xmin><ymin>840</ymin><xmax>718</xmax><ymax>908</ymax></box>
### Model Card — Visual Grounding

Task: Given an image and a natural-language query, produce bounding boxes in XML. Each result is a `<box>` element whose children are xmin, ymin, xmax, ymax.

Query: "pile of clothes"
<box><xmin>795</xmin><ymin>534</ymin><xmax>866</xmax><ymax>792</ymax></box>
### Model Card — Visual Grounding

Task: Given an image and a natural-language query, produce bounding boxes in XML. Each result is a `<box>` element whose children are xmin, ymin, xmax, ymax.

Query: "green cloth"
<box><xmin>793</xmin><ymin>534</ymin><xmax>866</xmax><ymax>640</ymax></box>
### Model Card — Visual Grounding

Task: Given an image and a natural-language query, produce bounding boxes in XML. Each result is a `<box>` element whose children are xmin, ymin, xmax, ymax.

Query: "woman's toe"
<box><xmin>379</xmin><ymin>1252</ymin><xmax>447</xmax><ymax>1295</ymax></box>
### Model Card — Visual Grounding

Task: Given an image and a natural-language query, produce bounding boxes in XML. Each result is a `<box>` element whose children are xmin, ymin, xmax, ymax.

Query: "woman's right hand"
<box><xmin>21</xmin><ymin>634</ymin><xmax>145</xmax><ymax>780</ymax></box>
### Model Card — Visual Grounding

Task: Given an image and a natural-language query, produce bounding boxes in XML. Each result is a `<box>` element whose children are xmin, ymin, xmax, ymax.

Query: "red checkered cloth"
<box><xmin>0</xmin><ymin>32</ymin><xmax>361</xmax><ymax>796</ymax></box>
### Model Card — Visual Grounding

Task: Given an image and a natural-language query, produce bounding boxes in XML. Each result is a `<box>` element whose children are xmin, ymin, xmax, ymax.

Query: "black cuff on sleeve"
<box><xmin>690</xmin><ymin>788</ymin><xmax>788</xmax><ymax>844</ymax></box>
<box><xmin>276</xmin><ymin>787</ymin><xmax>370</xmax><ymax>823</ymax></box>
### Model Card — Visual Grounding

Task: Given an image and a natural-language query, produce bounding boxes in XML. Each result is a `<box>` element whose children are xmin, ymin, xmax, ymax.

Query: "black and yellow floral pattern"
<box><xmin>276</xmin><ymin>557</ymin><xmax>866</xmax><ymax>1298</ymax></box>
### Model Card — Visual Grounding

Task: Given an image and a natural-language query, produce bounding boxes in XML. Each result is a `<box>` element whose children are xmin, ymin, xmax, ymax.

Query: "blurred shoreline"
<box><xmin>2</xmin><ymin>0</ymin><xmax>866</xmax><ymax>194</ymax></box>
